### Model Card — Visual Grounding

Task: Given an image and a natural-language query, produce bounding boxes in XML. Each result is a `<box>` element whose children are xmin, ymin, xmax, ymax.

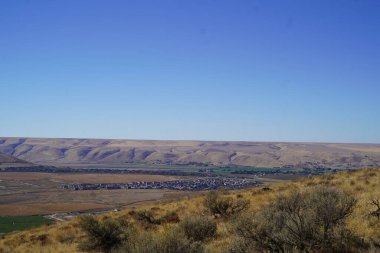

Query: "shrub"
<box><xmin>117</xmin><ymin>227</ymin><xmax>204</xmax><ymax>253</ymax></box>
<box><xmin>224</xmin><ymin>237</ymin><xmax>253</xmax><ymax>253</ymax></box>
<box><xmin>117</xmin><ymin>228</ymin><xmax>156</xmax><ymax>253</ymax></box>
<box><xmin>159</xmin><ymin>211</ymin><xmax>180</xmax><ymax>224</ymax></box>
<box><xmin>155</xmin><ymin>228</ymin><xmax>204</xmax><ymax>253</ymax></box>
<box><xmin>179</xmin><ymin>216</ymin><xmax>217</xmax><ymax>242</ymax></box>
<box><xmin>233</xmin><ymin>187</ymin><xmax>365</xmax><ymax>253</ymax></box>
<box><xmin>204</xmin><ymin>191</ymin><xmax>250</xmax><ymax>218</ymax></box>
<box><xmin>130</xmin><ymin>209</ymin><xmax>180</xmax><ymax>226</ymax></box>
<box><xmin>78</xmin><ymin>215</ymin><xmax>128</xmax><ymax>253</ymax></box>
<box><xmin>369</xmin><ymin>199</ymin><xmax>380</xmax><ymax>219</ymax></box>
<box><xmin>129</xmin><ymin>209</ymin><xmax>162</xmax><ymax>226</ymax></box>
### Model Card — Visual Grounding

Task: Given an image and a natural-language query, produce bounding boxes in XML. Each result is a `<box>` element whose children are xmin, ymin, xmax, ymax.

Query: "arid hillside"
<box><xmin>0</xmin><ymin>151</ymin><xmax>30</xmax><ymax>166</ymax></box>
<box><xmin>1</xmin><ymin>137</ymin><xmax>380</xmax><ymax>169</ymax></box>
<box><xmin>1</xmin><ymin>168</ymin><xmax>379</xmax><ymax>253</ymax></box>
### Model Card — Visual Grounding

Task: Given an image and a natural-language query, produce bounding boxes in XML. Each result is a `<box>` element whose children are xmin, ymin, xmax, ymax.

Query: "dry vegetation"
<box><xmin>0</xmin><ymin>172</ymin><xmax>186</xmax><ymax>216</ymax></box>
<box><xmin>1</xmin><ymin>137</ymin><xmax>380</xmax><ymax>168</ymax></box>
<box><xmin>0</xmin><ymin>172</ymin><xmax>179</xmax><ymax>184</ymax></box>
<box><xmin>1</xmin><ymin>168</ymin><xmax>379</xmax><ymax>253</ymax></box>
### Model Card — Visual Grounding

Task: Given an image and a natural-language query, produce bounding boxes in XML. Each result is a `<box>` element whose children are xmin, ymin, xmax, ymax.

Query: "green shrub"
<box><xmin>204</xmin><ymin>191</ymin><xmax>250</xmax><ymax>218</ymax></box>
<box><xmin>179</xmin><ymin>216</ymin><xmax>217</xmax><ymax>242</ymax></box>
<box><xmin>120</xmin><ymin>227</ymin><xmax>204</xmax><ymax>253</ymax></box>
<box><xmin>130</xmin><ymin>209</ymin><xmax>180</xmax><ymax>226</ymax></box>
<box><xmin>233</xmin><ymin>187</ymin><xmax>366</xmax><ymax>253</ymax></box>
<box><xmin>155</xmin><ymin>228</ymin><xmax>204</xmax><ymax>253</ymax></box>
<box><xmin>224</xmin><ymin>237</ymin><xmax>253</xmax><ymax>253</ymax></box>
<box><xmin>78</xmin><ymin>215</ymin><xmax>128</xmax><ymax>253</ymax></box>
<box><xmin>117</xmin><ymin>228</ymin><xmax>157</xmax><ymax>253</ymax></box>
<box><xmin>130</xmin><ymin>209</ymin><xmax>160</xmax><ymax>225</ymax></box>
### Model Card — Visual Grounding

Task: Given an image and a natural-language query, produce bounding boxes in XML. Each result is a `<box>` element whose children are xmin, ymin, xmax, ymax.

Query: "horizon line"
<box><xmin>1</xmin><ymin>136</ymin><xmax>379</xmax><ymax>146</ymax></box>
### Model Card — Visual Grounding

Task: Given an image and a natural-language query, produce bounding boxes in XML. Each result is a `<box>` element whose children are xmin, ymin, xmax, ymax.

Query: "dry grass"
<box><xmin>1</xmin><ymin>168</ymin><xmax>379</xmax><ymax>253</ymax></box>
<box><xmin>2</xmin><ymin>137</ymin><xmax>380</xmax><ymax>168</ymax></box>
<box><xmin>0</xmin><ymin>172</ymin><xmax>188</xmax><ymax>216</ymax></box>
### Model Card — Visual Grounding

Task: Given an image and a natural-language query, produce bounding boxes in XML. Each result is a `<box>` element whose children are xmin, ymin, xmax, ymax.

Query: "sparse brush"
<box><xmin>130</xmin><ymin>209</ymin><xmax>160</xmax><ymax>225</ymax></box>
<box><xmin>1</xmin><ymin>168</ymin><xmax>380</xmax><ymax>253</ymax></box>
<box><xmin>159</xmin><ymin>211</ymin><xmax>180</xmax><ymax>224</ymax></box>
<box><xmin>204</xmin><ymin>190</ymin><xmax>250</xmax><ymax>218</ymax></box>
<box><xmin>77</xmin><ymin>215</ymin><xmax>128</xmax><ymax>253</ymax></box>
<box><xmin>179</xmin><ymin>216</ymin><xmax>217</xmax><ymax>242</ymax></box>
<box><xmin>232</xmin><ymin>186</ymin><xmax>366</xmax><ymax>253</ymax></box>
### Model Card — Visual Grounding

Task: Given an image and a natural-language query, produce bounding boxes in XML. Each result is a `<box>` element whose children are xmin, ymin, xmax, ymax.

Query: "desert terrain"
<box><xmin>1</xmin><ymin>137</ymin><xmax>380</xmax><ymax>169</ymax></box>
<box><xmin>1</xmin><ymin>137</ymin><xmax>380</xmax><ymax>217</ymax></box>
<box><xmin>1</xmin><ymin>168</ymin><xmax>379</xmax><ymax>253</ymax></box>
<box><xmin>0</xmin><ymin>171</ymin><xmax>190</xmax><ymax>216</ymax></box>
<box><xmin>0</xmin><ymin>151</ymin><xmax>31</xmax><ymax>167</ymax></box>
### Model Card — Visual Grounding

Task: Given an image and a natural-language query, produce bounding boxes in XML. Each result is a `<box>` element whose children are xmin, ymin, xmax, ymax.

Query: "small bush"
<box><xmin>369</xmin><ymin>199</ymin><xmax>380</xmax><ymax>219</ymax></box>
<box><xmin>204</xmin><ymin>191</ymin><xmax>250</xmax><ymax>218</ymax></box>
<box><xmin>78</xmin><ymin>215</ymin><xmax>128</xmax><ymax>253</ymax></box>
<box><xmin>131</xmin><ymin>209</ymin><xmax>180</xmax><ymax>225</ymax></box>
<box><xmin>261</xmin><ymin>187</ymin><xmax>272</xmax><ymax>192</ymax></box>
<box><xmin>131</xmin><ymin>209</ymin><xmax>160</xmax><ymax>225</ymax></box>
<box><xmin>179</xmin><ymin>216</ymin><xmax>217</xmax><ymax>242</ymax></box>
<box><xmin>159</xmin><ymin>211</ymin><xmax>180</xmax><ymax>224</ymax></box>
<box><xmin>117</xmin><ymin>227</ymin><xmax>205</xmax><ymax>253</ymax></box>
<box><xmin>233</xmin><ymin>187</ymin><xmax>365</xmax><ymax>253</ymax></box>
<box><xmin>117</xmin><ymin>227</ymin><xmax>156</xmax><ymax>253</ymax></box>
<box><xmin>155</xmin><ymin>228</ymin><xmax>204</xmax><ymax>253</ymax></box>
<box><xmin>224</xmin><ymin>237</ymin><xmax>253</xmax><ymax>253</ymax></box>
<box><xmin>29</xmin><ymin>234</ymin><xmax>49</xmax><ymax>246</ymax></box>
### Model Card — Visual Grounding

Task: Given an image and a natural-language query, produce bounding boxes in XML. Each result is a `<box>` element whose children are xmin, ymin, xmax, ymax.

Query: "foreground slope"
<box><xmin>1</xmin><ymin>137</ymin><xmax>380</xmax><ymax>169</ymax></box>
<box><xmin>1</xmin><ymin>168</ymin><xmax>379</xmax><ymax>253</ymax></box>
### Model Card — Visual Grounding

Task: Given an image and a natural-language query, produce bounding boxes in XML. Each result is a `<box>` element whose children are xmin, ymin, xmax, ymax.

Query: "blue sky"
<box><xmin>1</xmin><ymin>0</ymin><xmax>379</xmax><ymax>143</ymax></box>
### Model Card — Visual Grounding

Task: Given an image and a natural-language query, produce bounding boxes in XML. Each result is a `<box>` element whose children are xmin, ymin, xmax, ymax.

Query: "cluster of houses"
<box><xmin>62</xmin><ymin>178</ymin><xmax>260</xmax><ymax>191</ymax></box>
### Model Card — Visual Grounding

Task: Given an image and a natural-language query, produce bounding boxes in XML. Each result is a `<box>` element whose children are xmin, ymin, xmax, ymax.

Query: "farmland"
<box><xmin>0</xmin><ymin>216</ymin><xmax>51</xmax><ymax>234</ymax></box>
<box><xmin>0</xmin><ymin>172</ymin><xmax>195</xmax><ymax>216</ymax></box>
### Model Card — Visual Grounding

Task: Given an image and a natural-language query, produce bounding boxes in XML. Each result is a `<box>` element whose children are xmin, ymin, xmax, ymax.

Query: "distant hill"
<box><xmin>0</xmin><ymin>137</ymin><xmax>380</xmax><ymax>169</ymax></box>
<box><xmin>0</xmin><ymin>151</ymin><xmax>30</xmax><ymax>166</ymax></box>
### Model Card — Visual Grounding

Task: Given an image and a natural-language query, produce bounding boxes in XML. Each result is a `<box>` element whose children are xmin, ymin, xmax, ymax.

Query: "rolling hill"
<box><xmin>0</xmin><ymin>151</ymin><xmax>30</xmax><ymax>166</ymax></box>
<box><xmin>0</xmin><ymin>137</ymin><xmax>380</xmax><ymax>169</ymax></box>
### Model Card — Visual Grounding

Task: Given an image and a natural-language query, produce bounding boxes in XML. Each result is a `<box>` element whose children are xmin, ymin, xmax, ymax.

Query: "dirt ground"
<box><xmin>0</xmin><ymin>172</ymin><xmax>193</xmax><ymax>216</ymax></box>
<box><xmin>0</xmin><ymin>172</ymin><xmax>178</xmax><ymax>183</ymax></box>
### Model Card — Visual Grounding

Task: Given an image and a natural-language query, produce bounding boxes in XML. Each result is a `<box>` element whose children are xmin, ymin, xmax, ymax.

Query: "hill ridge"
<box><xmin>0</xmin><ymin>137</ymin><xmax>380</xmax><ymax>169</ymax></box>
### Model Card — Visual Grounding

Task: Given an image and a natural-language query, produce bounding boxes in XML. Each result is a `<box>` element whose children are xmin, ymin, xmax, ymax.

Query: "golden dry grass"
<box><xmin>1</xmin><ymin>168</ymin><xmax>379</xmax><ymax>253</ymax></box>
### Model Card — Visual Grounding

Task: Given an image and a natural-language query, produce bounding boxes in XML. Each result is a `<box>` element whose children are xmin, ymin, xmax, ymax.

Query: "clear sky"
<box><xmin>1</xmin><ymin>0</ymin><xmax>379</xmax><ymax>143</ymax></box>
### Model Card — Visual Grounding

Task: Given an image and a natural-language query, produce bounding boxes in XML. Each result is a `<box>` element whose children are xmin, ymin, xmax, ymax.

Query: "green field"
<box><xmin>0</xmin><ymin>216</ymin><xmax>52</xmax><ymax>234</ymax></box>
<box><xmin>212</xmin><ymin>167</ymin><xmax>294</xmax><ymax>174</ymax></box>
<box><xmin>70</xmin><ymin>163</ymin><xmax>301</xmax><ymax>175</ymax></box>
<box><xmin>126</xmin><ymin>164</ymin><xmax>296</xmax><ymax>174</ymax></box>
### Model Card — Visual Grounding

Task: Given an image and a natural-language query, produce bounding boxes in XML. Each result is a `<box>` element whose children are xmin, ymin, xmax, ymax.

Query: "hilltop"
<box><xmin>0</xmin><ymin>167</ymin><xmax>379</xmax><ymax>253</ymax></box>
<box><xmin>1</xmin><ymin>137</ymin><xmax>380</xmax><ymax>169</ymax></box>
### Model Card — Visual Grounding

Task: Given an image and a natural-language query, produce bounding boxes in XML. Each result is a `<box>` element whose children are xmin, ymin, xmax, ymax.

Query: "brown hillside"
<box><xmin>1</xmin><ymin>137</ymin><xmax>380</xmax><ymax>169</ymax></box>
<box><xmin>0</xmin><ymin>152</ymin><xmax>30</xmax><ymax>166</ymax></box>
